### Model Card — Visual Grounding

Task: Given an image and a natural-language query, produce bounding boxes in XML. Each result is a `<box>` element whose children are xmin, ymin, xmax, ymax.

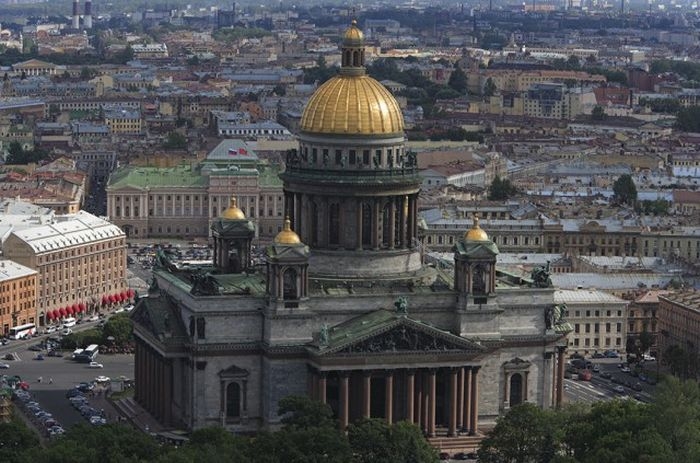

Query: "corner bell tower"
<box><xmin>454</xmin><ymin>215</ymin><xmax>499</xmax><ymax>310</ymax></box>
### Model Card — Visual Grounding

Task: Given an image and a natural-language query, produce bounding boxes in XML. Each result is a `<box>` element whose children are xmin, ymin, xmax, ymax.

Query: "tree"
<box><xmin>162</xmin><ymin>132</ymin><xmax>187</xmax><ymax>150</ymax></box>
<box><xmin>488</xmin><ymin>176</ymin><xmax>518</xmax><ymax>201</ymax></box>
<box><xmin>651</xmin><ymin>377</ymin><xmax>700</xmax><ymax>461</ymax></box>
<box><xmin>675</xmin><ymin>106</ymin><xmax>700</xmax><ymax>132</ymax></box>
<box><xmin>448</xmin><ymin>66</ymin><xmax>468</xmax><ymax>94</ymax></box>
<box><xmin>0</xmin><ymin>417</ymin><xmax>40</xmax><ymax>462</ymax></box>
<box><xmin>101</xmin><ymin>313</ymin><xmax>133</xmax><ymax>346</ymax></box>
<box><xmin>348</xmin><ymin>419</ymin><xmax>438</xmax><ymax>463</ymax></box>
<box><xmin>612</xmin><ymin>174</ymin><xmax>637</xmax><ymax>206</ymax></box>
<box><xmin>483</xmin><ymin>77</ymin><xmax>497</xmax><ymax>97</ymax></box>
<box><xmin>562</xmin><ymin>399</ymin><xmax>672</xmax><ymax>463</ymax></box>
<box><xmin>591</xmin><ymin>105</ymin><xmax>607</xmax><ymax>121</ymax></box>
<box><xmin>478</xmin><ymin>403</ymin><xmax>560</xmax><ymax>463</ymax></box>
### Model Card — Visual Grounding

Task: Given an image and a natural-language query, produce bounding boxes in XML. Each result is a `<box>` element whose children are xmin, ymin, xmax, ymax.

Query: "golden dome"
<box><xmin>464</xmin><ymin>215</ymin><xmax>489</xmax><ymax>242</ymax></box>
<box><xmin>221</xmin><ymin>197</ymin><xmax>245</xmax><ymax>220</ymax></box>
<box><xmin>274</xmin><ymin>217</ymin><xmax>301</xmax><ymax>245</ymax></box>
<box><xmin>343</xmin><ymin>19</ymin><xmax>364</xmax><ymax>43</ymax></box>
<box><xmin>300</xmin><ymin>75</ymin><xmax>404</xmax><ymax>136</ymax></box>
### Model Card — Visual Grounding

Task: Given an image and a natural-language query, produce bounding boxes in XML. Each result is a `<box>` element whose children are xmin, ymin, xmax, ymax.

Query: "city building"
<box><xmin>106</xmin><ymin>140</ymin><xmax>284</xmax><ymax>241</ymax></box>
<box><xmin>2</xmin><ymin>211</ymin><xmax>127</xmax><ymax>326</ymax></box>
<box><xmin>130</xmin><ymin>22</ymin><xmax>571</xmax><ymax>447</ymax></box>
<box><xmin>658</xmin><ymin>291</ymin><xmax>700</xmax><ymax>364</ymax></box>
<box><xmin>0</xmin><ymin>260</ymin><xmax>38</xmax><ymax>336</ymax></box>
<box><xmin>557</xmin><ymin>289</ymin><xmax>629</xmax><ymax>355</ymax></box>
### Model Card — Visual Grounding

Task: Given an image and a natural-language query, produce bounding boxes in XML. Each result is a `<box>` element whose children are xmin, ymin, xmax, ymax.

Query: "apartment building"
<box><xmin>657</xmin><ymin>291</ymin><xmax>700</xmax><ymax>363</ymax></box>
<box><xmin>0</xmin><ymin>260</ymin><xmax>37</xmax><ymax>336</ymax></box>
<box><xmin>557</xmin><ymin>288</ymin><xmax>629</xmax><ymax>355</ymax></box>
<box><xmin>2</xmin><ymin>211</ymin><xmax>127</xmax><ymax>326</ymax></box>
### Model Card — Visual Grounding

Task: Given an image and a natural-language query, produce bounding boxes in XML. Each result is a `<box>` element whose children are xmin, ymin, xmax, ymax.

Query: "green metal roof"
<box><xmin>108</xmin><ymin>165</ymin><xmax>207</xmax><ymax>190</ymax></box>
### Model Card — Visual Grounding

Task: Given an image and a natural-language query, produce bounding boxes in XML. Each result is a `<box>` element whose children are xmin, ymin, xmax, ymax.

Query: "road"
<box><xmin>1</xmin><ymin>321</ymin><xmax>134</xmax><ymax>431</ymax></box>
<box><xmin>565</xmin><ymin>358</ymin><xmax>658</xmax><ymax>404</ymax></box>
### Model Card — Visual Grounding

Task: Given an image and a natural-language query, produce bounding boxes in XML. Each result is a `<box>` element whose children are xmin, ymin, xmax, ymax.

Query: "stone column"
<box><xmin>319</xmin><ymin>373</ymin><xmax>327</xmax><ymax>404</ymax></box>
<box><xmin>372</xmin><ymin>199</ymin><xmax>380</xmax><ymax>250</ymax></box>
<box><xmin>556</xmin><ymin>347</ymin><xmax>565</xmax><ymax>406</ymax></box>
<box><xmin>406</xmin><ymin>370</ymin><xmax>415</xmax><ymax>423</ymax></box>
<box><xmin>449</xmin><ymin>368</ymin><xmax>458</xmax><ymax>436</ymax></box>
<box><xmin>311</xmin><ymin>371</ymin><xmax>318</xmax><ymax>401</ymax></box>
<box><xmin>388</xmin><ymin>199</ymin><xmax>396</xmax><ymax>249</ymax></box>
<box><xmin>415</xmin><ymin>371</ymin><xmax>423</xmax><ymax>430</ymax></box>
<box><xmin>356</xmin><ymin>199</ymin><xmax>363</xmax><ymax>251</ymax></box>
<box><xmin>399</xmin><ymin>195</ymin><xmax>408</xmax><ymax>248</ymax></box>
<box><xmin>428</xmin><ymin>369</ymin><xmax>436</xmax><ymax>437</ymax></box>
<box><xmin>470</xmin><ymin>367</ymin><xmax>480</xmax><ymax>435</ymax></box>
<box><xmin>385</xmin><ymin>371</ymin><xmax>393</xmax><ymax>425</ymax></box>
<box><xmin>463</xmin><ymin>367</ymin><xmax>472</xmax><ymax>433</ymax></box>
<box><xmin>340</xmin><ymin>373</ymin><xmax>349</xmax><ymax>431</ymax></box>
<box><xmin>457</xmin><ymin>368</ymin><xmax>465</xmax><ymax>429</ymax></box>
<box><xmin>504</xmin><ymin>372</ymin><xmax>511</xmax><ymax>408</ymax></box>
<box><xmin>552</xmin><ymin>351</ymin><xmax>558</xmax><ymax>407</ymax></box>
<box><xmin>523</xmin><ymin>371</ymin><xmax>529</xmax><ymax>402</ymax></box>
<box><xmin>362</xmin><ymin>372</ymin><xmax>371</xmax><ymax>418</ymax></box>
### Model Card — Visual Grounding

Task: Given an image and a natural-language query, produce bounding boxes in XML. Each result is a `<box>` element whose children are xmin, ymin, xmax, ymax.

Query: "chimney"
<box><xmin>84</xmin><ymin>0</ymin><xmax>92</xmax><ymax>29</ymax></box>
<box><xmin>72</xmin><ymin>0</ymin><xmax>80</xmax><ymax>29</ymax></box>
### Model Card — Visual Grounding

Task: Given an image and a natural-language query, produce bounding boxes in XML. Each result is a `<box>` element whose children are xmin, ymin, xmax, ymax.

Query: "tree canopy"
<box><xmin>488</xmin><ymin>176</ymin><xmax>518</xmax><ymax>201</ymax></box>
<box><xmin>612</xmin><ymin>174</ymin><xmax>637</xmax><ymax>207</ymax></box>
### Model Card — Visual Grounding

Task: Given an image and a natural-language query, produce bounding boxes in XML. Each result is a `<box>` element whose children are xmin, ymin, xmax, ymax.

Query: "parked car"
<box><xmin>592</xmin><ymin>352</ymin><xmax>605</xmax><ymax>359</ymax></box>
<box><xmin>614</xmin><ymin>385</ymin><xmax>625</xmax><ymax>394</ymax></box>
<box><xmin>0</xmin><ymin>363</ymin><xmax>9</xmax><ymax>369</ymax></box>
<box><xmin>605</xmin><ymin>351</ymin><xmax>620</xmax><ymax>358</ymax></box>
<box><xmin>88</xmin><ymin>362</ymin><xmax>103</xmax><ymax>369</ymax></box>
<box><xmin>643</xmin><ymin>354</ymin><xmax>656</xmax><ymax>362</ymax></box>
<box><xmin>61</xmin><ymin>328</ymin><xmax>72</xmax><ymax>336</ymax></box>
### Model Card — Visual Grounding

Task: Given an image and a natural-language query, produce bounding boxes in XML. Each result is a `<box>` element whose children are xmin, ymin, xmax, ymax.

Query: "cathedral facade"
<box><xmin>130</xmin><ymin>21</ymin><xmax>570</xmax><ymax>443</ymax></box>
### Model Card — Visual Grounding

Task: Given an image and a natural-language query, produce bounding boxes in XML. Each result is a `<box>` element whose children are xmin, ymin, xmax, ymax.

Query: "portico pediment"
<box><xmin>309</xmin><ymin>310</ymin><xmax>486</xmax><ymax>357</ymax></box>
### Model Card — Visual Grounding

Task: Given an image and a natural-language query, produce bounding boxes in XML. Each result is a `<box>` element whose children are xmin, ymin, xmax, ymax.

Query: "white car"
<box><xmin>46</xmin><ymin>325</ymin><xmax>58</xmax><ymax>334</ymax></box>
<box><xmin>61</xmin><ymin>328</ymin><xmax>72</xmax><ymax>336</ymax></box>
<box><xmin>88</xmin><ymin>362</ymin><xmax>103</xmax><ymax>369</ymax></box>
<box><xmin>124</xmin><ymin>304</ymin><xmax>135</xmax><ymax>312</ymax></box>
<box><xmin>643</xmin><ymin>354</ymin><xmax>656</xmax><ymax>362</ymax></box>
<box><xmin>0</xmin><ymin>362</ymin><xmax>9</xmax><ymax>369</ymax></box>
<box><xmin>94</xmin><ymin>375</ymin><xmax>110</xmax><ymax>383</ymax></box>
<box><xmin>88</xmin><ymin>315</ymin><xmax>99</xmax><ymax>322</ymax></box>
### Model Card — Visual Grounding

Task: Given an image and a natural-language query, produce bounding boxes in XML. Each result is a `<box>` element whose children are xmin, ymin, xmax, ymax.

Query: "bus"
<box><xmin>8</xmin><ymin>323</ymin><xmax>36</xmax><ymax>340</ymax></box>
<box><xmin>175</xmin><ymin>260</ymin><xmax>213</xmax><ymax>270</ymax></box>
<box><xmin>75</xmin><ymin>344</ymin><xmax>99</xmax><ymax>363</ymax></box>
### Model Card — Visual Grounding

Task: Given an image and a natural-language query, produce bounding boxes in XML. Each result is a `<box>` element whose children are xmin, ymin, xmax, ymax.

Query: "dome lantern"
<box><xmin>274</xmin><ymin>217</ymin><xmax>302</xmax><ymax>245</ymax></box>
<box><xmin>221</xmin><ymin>196</ymin><xmax>245</xmax><ymax>220</ymax></box>
<box><xmin>464</xmin><ymin>214</ymin><xmax>489</xmax><ymax>242</ymax></box>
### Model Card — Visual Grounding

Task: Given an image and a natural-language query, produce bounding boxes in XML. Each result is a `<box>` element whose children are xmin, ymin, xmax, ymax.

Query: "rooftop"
<box><xmin>0</xmin><ymin>259</ymin><xmax>37</xmax><ymax>281</ymax></box>
<box><xmin>108</xmin><ymin>165</ymin><xmax>207</xmax><ymax>190</ymax></box>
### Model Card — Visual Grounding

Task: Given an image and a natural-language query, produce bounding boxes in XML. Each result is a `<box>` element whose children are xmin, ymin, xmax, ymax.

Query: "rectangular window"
<box><xmin>574</xmin><ymin>323</ymin><xmax>580</xmax><ymax>333</ymax></box>
<box><xmin>349</xmin><ymin>150</ymin><xmax>357</xmax><ymax>165</ymax></box>
<box><xmin>363</xmin><ymin>150</ymin><xmax>370</xmax><ymax>165</ymax></box>
<box><xmin>335</xmin><ymin>150</ymin><xmax>342</xmax><ymax>164</ymax></box>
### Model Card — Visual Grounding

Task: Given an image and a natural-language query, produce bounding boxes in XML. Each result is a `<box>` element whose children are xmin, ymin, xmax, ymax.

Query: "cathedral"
<box><xmin>130</xmin><ymin>21</ymin><xmax>571</xmax><ymax>444</ymax></box>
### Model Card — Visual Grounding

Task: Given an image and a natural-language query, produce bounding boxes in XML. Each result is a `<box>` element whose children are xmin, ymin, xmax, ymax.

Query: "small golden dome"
<box><xmin>300</xmin><ymin>75</ymin><xmax>404</xmax><ymax>136</ymax></box>
<box><xmin>274</xmin><ymin>217</ymin><xmax>301</xmax><ymax>245</ymax></box>
<box><xmin>464</xmin><ymin>215</ymin><xmax>489</xmax><ymax>241</ymax></box>
<box><xmin>343</xmin><ymin>19</ymin><xmax>364</xmax><ymax>43</ymax></box>
<box><xmin>221</xmin><ymin>197</ymin><xmax>245</xmax><ymax>220</ymax></box>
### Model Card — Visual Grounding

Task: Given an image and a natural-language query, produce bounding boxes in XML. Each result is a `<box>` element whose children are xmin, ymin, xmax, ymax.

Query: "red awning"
<box><xmin>102</xmin><ymin>295</ymin><xmax>108</xmax><ymax>305</ymax></box>
<box><xmin>47</xmin><ymin>311</ymin><xmax>54</xmax><ymax>320</ymax></box>
<box><xmin>78</xmin><ymin>302</ymin><xmax>86</xmax><ymax>312</ymax></box>
<box><xmin>120</xmin><ymin>291</ymin><xmax>127</xmax><ymax>301</ymax></box>
<box><xmin>127</xmin><ymin>288</ymin><xmax>135</xmax><ymax>298</ymax></box>
<box><xmin>72</xmin><ymin>303</ymin><xmax>79</xmax><ymax>313</ymax></box>
<box><xmin>108</xmin><ymin>294</ymin><xmax>115</xmax><ymax>303</ymax></box>
<box><xmin>59</xmin><ymin>307</ymin><xmax>67</xmax><ymax>317</ymax></box>
<box><xmin>66</xmin><ymin>306</ymin><xmax>74</xmax><ymax>315</ymax></box>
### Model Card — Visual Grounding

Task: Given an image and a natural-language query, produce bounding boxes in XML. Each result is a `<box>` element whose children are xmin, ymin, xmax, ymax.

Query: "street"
<box><xmin>565</xmin><ymin>358</ymin><xmax>658</xmax><ymax>405</ymax></box>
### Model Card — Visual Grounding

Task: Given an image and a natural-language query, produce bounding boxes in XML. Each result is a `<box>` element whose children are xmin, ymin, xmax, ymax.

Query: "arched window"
<box><xmin>329</xmin><ymin>203</ymin><xmax>340</xmax><ymax>245</ymax></box>
<box><xmin>283</xmin><ymin>268</ymin><xmax>297</xmax><ymax>300</ymax></box>
<box><xmin>226</xmin><ymin>382</ymin><xmax>241</xmax><ymax>418</ymax></box>
<box><xmin>344</xmin><ymin>50</ymin><xmax>351</xmax><ymax>66</ymax></box>
<box><xmin>352</xmin><ymin>50</ymin><xmax>359</xmax><ymax>66</ymax></box>
<box><xmin>509</xmin><ymin>373</ymin><xmax>523</xmax><ymax>406</ymax></box>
